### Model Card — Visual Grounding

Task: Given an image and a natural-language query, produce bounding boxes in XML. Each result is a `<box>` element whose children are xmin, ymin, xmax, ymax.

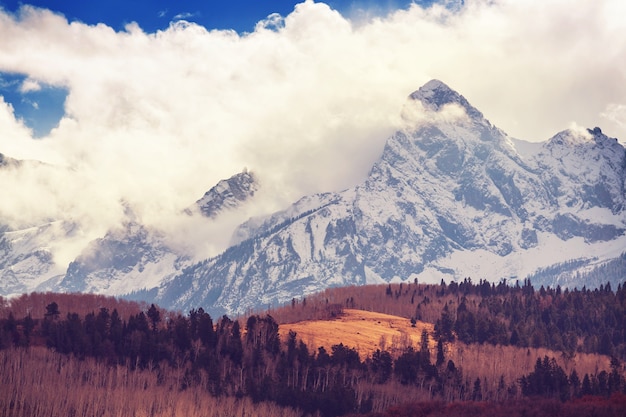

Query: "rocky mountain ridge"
<box><xmin>190</xmin><ymin>170</ymin><xmax>259</xmax><ymax>218</ymax></box>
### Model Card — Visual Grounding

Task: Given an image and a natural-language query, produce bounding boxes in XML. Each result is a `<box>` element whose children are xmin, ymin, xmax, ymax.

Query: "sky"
<box><xmin>0</xmin><ymin>0</ymin><xmax>429</xmax><ymax>137</ymax></box>
<box><xmin>0</xmin><ymin>0</ymin><xmax>625</xmax><ymax>264</ymax></box>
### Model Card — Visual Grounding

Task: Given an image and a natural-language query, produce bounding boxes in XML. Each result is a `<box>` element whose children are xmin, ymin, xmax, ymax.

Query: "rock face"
<box><xmin>2</xmin><ymin>80</ymin><xmax>625</xmax><ymax>316</ymax></box>
<box><xmin>155</xmin><ymin>80</ymin><xmax>626</xmax><ymax>316</ymax></box>
<box><xmin>194</xmin><ymin>171</ymin><xmax>259</xmax><ymax>218</ymax></box>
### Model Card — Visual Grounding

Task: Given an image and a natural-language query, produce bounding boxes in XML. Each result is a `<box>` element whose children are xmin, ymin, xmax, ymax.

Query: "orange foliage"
<box><xmin>1</xmin><ymin>292</ymin><xmax>147</xmax><ymax>320</ymax></box>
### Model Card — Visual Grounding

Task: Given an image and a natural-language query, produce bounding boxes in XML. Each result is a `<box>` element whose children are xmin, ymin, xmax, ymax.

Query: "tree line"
<box><xmin>1</xmin><ymin>280</ymin><xmax>625</xmax><ymax>416</ymax></box>
<box><xmin>266</xmin><ymin>278</ymin><xmax>626</xmax><ymax>360</ymax></box>
<box><xmin>431</xmin><ymin>279</ymin><xmax>626</xmax><ymax>359</ymax></box>
<box><xmin>0</xmin><ymin>280</ymin><xmax>626</xmax><ymax>416</ymax></box>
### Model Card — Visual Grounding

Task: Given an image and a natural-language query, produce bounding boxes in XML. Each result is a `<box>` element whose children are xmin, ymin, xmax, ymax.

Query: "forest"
<box><xmin>1</xmin><ymin>279</ymin><xmax>625</xmax><ymax>417</ymax></box>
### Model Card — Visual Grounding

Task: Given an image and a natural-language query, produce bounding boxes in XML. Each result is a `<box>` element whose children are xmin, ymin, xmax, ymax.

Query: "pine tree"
<box><xmin>436</xmin><ymin>338</ymin><xmax>445</xmax><ymax>367</ymax></box>
<box><xmin>147</xmin><ymin>304</ymin><xmax>160</xmax><ymax>332</ymax></box>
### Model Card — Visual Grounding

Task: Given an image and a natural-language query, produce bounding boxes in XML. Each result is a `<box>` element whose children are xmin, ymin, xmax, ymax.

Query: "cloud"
<box><xmin>255</xmin><ymin>13</ymin><xmax>284</xmax><ymax>31</ymax></box>
<box><xmin>401</xmin><ymin>100</ymin><xmax>470</xmax><ymax>129</ymax></box>
<box><xmin>19</xmin><ymin>78</ymin><xmax>41</xmax><ymax>93</ymax></box>
<box><xmin>0</xmin><ymin>97</ymin><xmax>35</xmax><ymax>156</ymax></box>
<box><xmin>601</xmin><ymin>103</ymin><xmax>626</xmax><ymax>129</ymax></box>
<box><xmin>173</xmin><ymin>12</ymin><xmax>197</xmax><ymax>21</ymax></box>
<box><xmin>0</xmin><ymin>0</ymin><xmax>624</xmax><ymax>265</ymax></box>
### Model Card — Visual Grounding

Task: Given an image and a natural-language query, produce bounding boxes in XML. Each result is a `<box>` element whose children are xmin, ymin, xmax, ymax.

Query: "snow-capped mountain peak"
<box><xmin>535</xmin><ymin>126</ymin><xmax>626</xmax><ymax>214</ymax></box>
<box><xmin>194</xmin><ymin>170</ymin><xmax>259</xmax><ymax>218</ymax></box>
<box><xmin>409</xmin><ymin>79</ymin><xmax>484</xmax><ymax>121</ymax></box>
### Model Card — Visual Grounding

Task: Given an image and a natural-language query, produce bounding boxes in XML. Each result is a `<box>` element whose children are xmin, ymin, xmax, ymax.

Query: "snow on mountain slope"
<box><xmin>0</xmin><ymin>222</ymin><xmax>72</xmax><ymax>297</ymax></box>
<box><xmin>46</xmin><ymin>170</ymin><xmax>261</xmax><ymax>298</ymax></box>
<box><xmin>157</xmin><ymin>80</ymin><xmax>626</xmax><ymax>316</ymax></box>
<box><xmin>535</xmin><ymin>127</ymin><xmax>625</xmax><ymax>218</ymax></box>
<box><xmin>52</xmin><ymin>221</ymin><xmax>189</xmax><ymax>296</ymax></box>
<box><xmin>0</xmin><ymin>166</ymin><xmax>261</xmax><ymax>300</ymax></box>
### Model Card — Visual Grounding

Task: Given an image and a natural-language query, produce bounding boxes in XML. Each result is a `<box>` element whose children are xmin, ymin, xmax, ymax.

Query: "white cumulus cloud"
<box><xmin>19</xmin><ymin>78</ymin><xmax>41</xmax><ymax>93</ymax></box>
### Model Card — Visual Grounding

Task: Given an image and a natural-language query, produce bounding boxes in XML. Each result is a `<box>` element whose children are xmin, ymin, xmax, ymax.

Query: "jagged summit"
<box><xmin>411</xmin><ymin>79</ymin><xmax>449</xmax><ymax>97</ymax></box>
<box><xmin>538</xmin><ymin>127</ymin><xmax>626</xmax><ymax>212</ymax></box>
<box><xmin>195</xmin><ymin>170</ymin><xmax>259</xmax><ymax>218</ymax></box>
<box><xmin>546</xmin><ymin>126</ymin><xmax>623</xmax><ymax>151</ymax></box>
<box><xmin>409</xmin><ymin>79</ymin><xmax>483</xmax><ymax>120</ymax></box>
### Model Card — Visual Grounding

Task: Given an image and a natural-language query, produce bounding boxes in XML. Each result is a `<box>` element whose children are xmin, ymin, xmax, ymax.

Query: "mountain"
<box><xmin>0</xmin><ymin>157</ymin><xmax>68</xmax><ymax>297</ymax></box>
<box><xmin>192</xmin><ymin>170</ymin><xmax>259</xmax><ymax>218</ymax></box>
<box><xmin>155</xmin><ymin>80</ymin><xmax>626</xmax><ymax>316</ymax></box>
<box><xmin>51</xmin><ymin>171</ymin><xmax>260</xmax><ymax>297</ymax></box>
<box><xmin>48</xmin><ymin>221</ymin><xmax>189</xmax><ymax>296</ymax></box>
<box><xmin>0</xmin><ymin>221</ymin><xmax>69</xmax><ymax>297</ymax></box>
<box><xmin>0</xmin><ymin>168</ymin><xmax>259</xmax><ymax>299</ymax></box>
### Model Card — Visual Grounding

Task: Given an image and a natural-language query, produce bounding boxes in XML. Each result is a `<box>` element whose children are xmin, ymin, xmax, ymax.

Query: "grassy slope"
<box><xmin>280</xmin><ymin>308</ymin><xmax>612</xmax><ymax>385</ymax></box>
<box><xmin>281</xmin><ymin>309</ymin><xmax>435</xmax><ymax>359</ymax></box>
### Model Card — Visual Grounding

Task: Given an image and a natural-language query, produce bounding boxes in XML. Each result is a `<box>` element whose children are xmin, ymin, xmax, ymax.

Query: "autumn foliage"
<box><xmin>1</xmin><ymin>280</ymin><xmax>625</xmax><ymax>417</ymax></box>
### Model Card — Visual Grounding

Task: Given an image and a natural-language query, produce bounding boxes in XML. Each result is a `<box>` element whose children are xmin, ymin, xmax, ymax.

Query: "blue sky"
<box><xmin>0</xmin><ymin>1</ymin><xmax>432</xmax><ymax>33</ymax></box>
<box><xmin>0</xmin><ymin>72</ymin><xmax>66</xmax><ymax>137</ymax></box>
<box><xmin>0</xmin><ymin>0</ymin><xmax>434</xmax><ymax>137</ymax></box>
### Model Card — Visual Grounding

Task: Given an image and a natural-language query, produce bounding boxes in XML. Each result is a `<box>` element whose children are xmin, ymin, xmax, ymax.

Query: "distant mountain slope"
<box><xmin>0</xmin><ymin>222</ymin><xmax>68</xmax><ymax>297</ymax></box>
<box><xmin>0</xmin><ymin>152</ymin><xmax>19</xmax><ymax>167</ymax></box>
<box><xmin>0</xmin><ymin>153</ymin><xmax>73</xmax><ymax>296</ymax></box>
<box><xmin>525</xmin><ymin>252</ymin><xmax>626</xmax><ymax>290</ymax></box>
<box><xmin>156</xmin><ymin>80</ymin><xmax>626</xmax><ymax>316</ymax></box>
<box><xmin>50</xmin><ymin>170</ymin><xmax>261</xmax><ymax>298</ymax></box>
<box><xmin>51</xmin><ymin>221</ymin><xmax>188</xmax><ymax>296</ymax></box>
<box><xmin>0</xmin><ymin>168</ymin><xmax>260</xmax><ymax>299</ymax></box>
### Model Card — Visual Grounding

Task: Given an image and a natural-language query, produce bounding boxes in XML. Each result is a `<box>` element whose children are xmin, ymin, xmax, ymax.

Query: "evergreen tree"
<box><xmin>371</xmin><ymin>349</ymin><xmax>393</xmax><ymax>384</ymax></box>
<box><xmin>147</xmin><ymin>304</ymin><xmax>160</xmax><ymax>332</ymax></box>
<box><xmin>436</xmin><ymin>338</ymin><xmax>445</xmax><ymax>367</ymax></box>
<box><xmin>44</xmin><ymin>302</ymin><xmax>60</xmax><ymax>320</ymax></box>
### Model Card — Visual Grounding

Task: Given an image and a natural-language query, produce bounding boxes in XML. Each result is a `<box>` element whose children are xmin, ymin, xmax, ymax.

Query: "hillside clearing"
<box><xmin>281</xmin><ymin>308</ymin><xmax>435</xmax><ymax>359</ymax></box>
<box><xmin>280</xmin><ymin>308</ymin><xmax>613</xmax><ymax>385</ymax></box>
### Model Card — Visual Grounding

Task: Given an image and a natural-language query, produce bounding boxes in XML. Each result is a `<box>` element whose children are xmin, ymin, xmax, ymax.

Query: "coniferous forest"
<box><xmin>1</xmin><ymin>280</ymin><xmax>625</xmax><ymax>417</ymax></box>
